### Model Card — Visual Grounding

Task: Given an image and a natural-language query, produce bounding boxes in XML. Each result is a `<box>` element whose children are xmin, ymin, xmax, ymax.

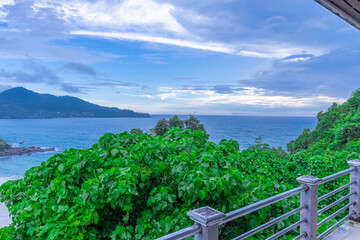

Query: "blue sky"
<box><xmin>0</xmin><ymin>0</ymin><xmax>359</xmax><ymax>116</ymax></box>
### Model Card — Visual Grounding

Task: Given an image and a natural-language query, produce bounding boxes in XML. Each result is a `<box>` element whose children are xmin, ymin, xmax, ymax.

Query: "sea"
<box><xmin>0</xmin><ymin>115</ymin><xmax>317</xmax><ymax>227</ymax></box>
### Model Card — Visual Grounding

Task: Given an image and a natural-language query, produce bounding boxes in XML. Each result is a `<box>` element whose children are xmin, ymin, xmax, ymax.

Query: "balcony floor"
<box><xmin>323</xmin><ymin>220</ymin><xmax>360</xmax><ymax>240</ymax></box>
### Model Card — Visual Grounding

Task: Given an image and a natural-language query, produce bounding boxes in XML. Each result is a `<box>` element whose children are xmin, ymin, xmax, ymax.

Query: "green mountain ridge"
<box><xmin>0</xmin><ymin>87</ymin><xmax>150</xmax><ymax>119</ymax></box>
<box><xmin>287</xmin><ymin>89</ymin><xmax>360</xmax><ymax>154</ymax></box>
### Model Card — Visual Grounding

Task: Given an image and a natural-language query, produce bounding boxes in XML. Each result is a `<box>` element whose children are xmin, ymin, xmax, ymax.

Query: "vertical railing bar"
<box><xmin>297</xmin><ymin>175</ymin><xmax>321</xmax><ymax>240</ymax></box>
<box><xmin>188</xmin><ymin>206</ymin><xmax>225</xmax><ymax>240</ymax></box>
<box><xmin>348</xmin><ymin>160</ymin><xmax>360</xmax><ymax>222</ymax></box>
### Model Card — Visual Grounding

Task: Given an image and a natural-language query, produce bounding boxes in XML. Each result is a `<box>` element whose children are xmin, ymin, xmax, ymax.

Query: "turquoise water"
<box><xmin>0</xmin><ymin>115</ymin><xmax>317</xmax><ymax>179</ymax></box>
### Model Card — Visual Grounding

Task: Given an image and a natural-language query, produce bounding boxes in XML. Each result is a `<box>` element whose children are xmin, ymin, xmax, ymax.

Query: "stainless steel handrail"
<box><xmin>156</xmin><ymin>162</ymin><xmax>360</xmax><ymax>240</ymax></box>
<box><xmin>317</xmin><ymin>192</ymin><xmax>355</xmax><ymax>215</ymax></box>
<box><xmin>319</xmin><ymin>167</ymin><xmax>356</xmax><ymax>184</ymax></box>
<box><xmin>222</xmin><ymin>186</ymin><xmax>307</xmax><ymax>224</ymax></box>
<box><xmin>264</xmin><ymin>220</ymin><xmax>305</xmax><ymax>240</ymax></box>
<box><xmin>316</xmin><ymin>212</ymin><xmax>355</xmax><ymax>240</ymax></box>
<box><xmin>293</xmin><ymin>233</ymin><xmax>307</xmax><ymax>240</ymax></box>
<box><xmin>317</xmin><ymin>201</ymin><xmax>355</xmax><ymax>227</ymax></box>
<box><xmin>232</xmin><ymin>206</ymin><xmax>305</xmax><ymax>240</ymax></box>
<box><xmin>318</xmin><ymin>181</ymin><xmax>355</xmax><ymax>201</ymax></box>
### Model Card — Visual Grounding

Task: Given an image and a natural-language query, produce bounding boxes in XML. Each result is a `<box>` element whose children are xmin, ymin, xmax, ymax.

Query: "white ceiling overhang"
<box><xmin>315</xmin><ymin>0</ymin><xmax>360</xmax><ymax>30</ymax></box>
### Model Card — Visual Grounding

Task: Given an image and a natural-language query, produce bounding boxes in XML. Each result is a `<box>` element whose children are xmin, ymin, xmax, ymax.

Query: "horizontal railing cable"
<box><xmin>156</xmin><ymin>165</ymin><xmax>359</xmax><ymax>240</ymax></box>
<box><xmin>316</xmin><ymin>212</ymin><xmax>355</xmax><ymax>240</ymax></box>
<box><xmin>264</xmin><ymin>220</ymin><xmax>304</xmax><ymax>240</ymax></box>
<box><xmin>317</xmin><ymin>192</ymin><xmax>355</xmax><ymax>215</ymax></box>
<box><xmin>232</xmin><ymin>206</ymin><xmax>305</xmax><ymax>240</ymax></box>
<box><xmin>156</xmin><ymin>224</ymin><xmax>201</xmax><ymax>240</ymax></box>
<box><xmin>318</xmin><ymin>181</ymin><xmax>355</xmax><ymax>201</ymax></box>
<box><xmin>223</xmin><ymin>186</ymin><xmax>307</xmax><ymax>224</ymax></box>
<box><xmin>319</xmin><ymin>167</ymin><xmax>356</xmax><ymax>184</ymax></box>
<box><xmin>317</xmin><ymin>201</ymin><xmax>355</xmax><ymax>227</ymax></box>
<box><xmin>293</xmin><ymin>233</ymin><xmax>307</xmax><ymax>240</ymax></box>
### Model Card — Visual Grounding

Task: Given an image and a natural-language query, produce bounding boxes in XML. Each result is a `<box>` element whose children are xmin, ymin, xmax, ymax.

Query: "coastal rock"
<box><xmin>0</xmin><ymin>146</ymin><xmax>55</xmax><ymax>157</ymax></box>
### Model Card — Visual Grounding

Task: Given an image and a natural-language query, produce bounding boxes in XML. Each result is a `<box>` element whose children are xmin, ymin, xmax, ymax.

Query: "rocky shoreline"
<box><xmin>0</xmin><ymin>146</ymin><xmax>55</xmax><ymax>157</ymax></box>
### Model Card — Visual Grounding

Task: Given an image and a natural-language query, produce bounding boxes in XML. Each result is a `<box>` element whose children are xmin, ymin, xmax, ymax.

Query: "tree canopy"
<box><xmin>287</xmin><ymin>89</ymin><xmax>360</xmax><ymax>154</ymax></box>
<box><xmin>150</xmin><ymin>115</ymin><xmax>205</xmax><ymax>136</ymax></box>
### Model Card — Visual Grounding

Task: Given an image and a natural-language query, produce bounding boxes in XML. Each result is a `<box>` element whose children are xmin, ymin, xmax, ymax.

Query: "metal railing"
<box><xmin>156</xmin><ymin>159</ymin><xmax>360</xmax><ymax>240</ymax></box>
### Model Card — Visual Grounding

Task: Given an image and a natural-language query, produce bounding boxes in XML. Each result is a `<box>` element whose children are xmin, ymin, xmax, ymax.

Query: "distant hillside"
<box><xmin>0</xmin><ymin>87</ymin><xmax>150</xmax><ymax>119</ymax></box>
<box><xmin>287</xmin><ymin>89</ymin><xmax>360</xmax><ymax>153</ymax></box>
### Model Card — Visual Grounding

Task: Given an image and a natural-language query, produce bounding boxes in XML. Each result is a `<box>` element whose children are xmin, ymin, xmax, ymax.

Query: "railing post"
<box><xmin>296</xmin><ymin>175</ymin><xmax>321</xmax><ymax>240</ymax></box>
<box><xmin>187</xmin><ymin>206</ymin><xmax>226</xmax><ymax>240</ymax></box>
<box><xmin>348</xmin><ymin>159</ymin><xmax>360</xmax><ymax>222</ymax></box>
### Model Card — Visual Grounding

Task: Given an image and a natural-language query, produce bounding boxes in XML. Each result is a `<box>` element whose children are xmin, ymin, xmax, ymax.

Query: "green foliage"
<box><xmin>249</xmin><ymin>136</ymin><xmax>287</xmax><ymax>160</ymax></box>
<box><xmin>287</xmin><ymin>89</ymin><xmax>360</xmax><ymax>153</ymax></box>
<box><xmin>151</xmin><ymin>118</ymin><xmax>169</xmax><ymax>136</ymax></box>
<box><xmin>0</xmin><ymin>227</ymin><xmax>13</xmax><ymax>240</ymax></box>
<box><xmin>168</xmin><ymin>115</ymin><xmax>184</xmax><ymax>129</ymax></box>
<box><xmin>129</xmin><ymin>128</ymin><xmax>143</xmax><ymax>135</ymax></box>
<box><xmin>0</xmin><ymin>139</ymin><xmax>11</xmax><ymax>152</ymax></box>
<box><xmin>1</xmin><ymin>128</ymin><xmax>294</xmax><ymax>239</ymax></box>
<box><xmin>184</xmin><ymin>114</ymin><xmax>205</xmax><ymax>132</ymax></box>
<box><xmin>151</xmin><ymin>115</ymin><xmax>205</xmax><ymax>136</ymax></box>
<box><xmin>287</xmin><ymin>128</ymin><xmax>311</xmax><ymax>154</ymax></box>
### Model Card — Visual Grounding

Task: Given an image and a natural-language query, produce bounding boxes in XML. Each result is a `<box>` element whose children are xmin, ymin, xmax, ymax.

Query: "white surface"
<box><xmin>0</xmin><ymin>203</ymin><xmax>11</xmax><ymax>228</ymax></box>
<box><xmin>0</xmin><ymin>176</ymin><xmax>18</xmax><ymax>228</ymax></box>
<box><xmin>323</xmin><ymin>220</ymin><xmax>360</xmax><ymax>240</ymax></box>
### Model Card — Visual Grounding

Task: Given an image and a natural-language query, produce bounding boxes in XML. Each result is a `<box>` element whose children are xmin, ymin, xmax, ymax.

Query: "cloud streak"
<box><xmin>155</xmin><ymin>85</ymin><xmax>346</xmax><ymax>109</ymax></box>
<box><xmin>72</xmin><ymin>30</ymin><xmax>327</xmax><ymax>59</ymax></box>
<box><xmin>0</xmin><ymin>60</ymin><xmax>81</xmax><ymax>93</ymax></box>
<box><xmin>62</xmin><ymin>62</ymin><xmax>98</xmax><ymax>76</ymax></box>
<box><xmin>241</xmin><ymin>47</ymin><xmax>360</xmax><ymax>98</ymax></box>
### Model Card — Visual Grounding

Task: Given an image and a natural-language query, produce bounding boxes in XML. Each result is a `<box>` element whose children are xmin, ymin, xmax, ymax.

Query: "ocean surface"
<box><xmin>0</xmin><ymin>115</ymin><xmax>317</xmax><ymax>227</ymax></box>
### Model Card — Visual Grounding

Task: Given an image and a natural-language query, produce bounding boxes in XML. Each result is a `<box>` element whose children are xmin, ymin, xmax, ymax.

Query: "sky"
<box><xmin>0</xmin><ymin>0</ymin><xmax>359</xmax><ymax>116</ymax></box>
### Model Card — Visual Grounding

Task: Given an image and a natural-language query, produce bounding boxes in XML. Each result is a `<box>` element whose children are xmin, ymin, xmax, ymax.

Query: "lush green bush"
<box><xmin>0</xmin><ymin>139</ymin><xmax>11</xmax><ymax>152</ymax></box>
<box><xmin>0</xmin><ymin>227</ymin><xmax>12</xmax><ymax>240</ymax></box>
<box><xmin>287</xmin><ymin>89</ymin><xmax>360</xmax><ymax>153</ymax></box>
<box><xmin>0</xmin><ymin>128</ymin><xmax>294</xmax><ymax>239</ymax></box>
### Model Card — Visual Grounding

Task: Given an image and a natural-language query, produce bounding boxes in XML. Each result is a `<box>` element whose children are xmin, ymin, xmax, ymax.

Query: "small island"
<box><xmin>0</xmin><ymin>138</ymin><xmax>55</xmax><ymax>157</ymax></box>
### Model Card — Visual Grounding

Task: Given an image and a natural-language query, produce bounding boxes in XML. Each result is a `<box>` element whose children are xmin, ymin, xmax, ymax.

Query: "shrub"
<box><xmin>0</xmin><ymin>139</ymin><xmax>11</xmax><ymax>152</ymax></box>
<box><xmin>0</xmin><ymin>128</ymin><xmax>292</xmax><ymax>239</ymax></box>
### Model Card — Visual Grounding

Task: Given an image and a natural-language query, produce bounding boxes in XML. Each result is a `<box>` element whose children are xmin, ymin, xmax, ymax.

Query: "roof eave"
<box><xmin>315</xmin><ymin>0</ymin><xmax>360</xmax><ymax>30</ymax></box>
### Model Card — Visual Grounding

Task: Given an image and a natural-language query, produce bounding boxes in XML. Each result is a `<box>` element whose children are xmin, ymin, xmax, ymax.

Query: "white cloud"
<box><xmin>1</xmin><ymin>0</ymin><xmax>329</xmax><ymax>60</ymax></box>
<box><xmin>34</xmin><ymin>0</ymin><xmax>187</xmax><ymax>35</ymax></box>
<box><xmin>0</xmin><ymin>0</ymin><xmax>14</xmax><ymax>20</ymax></box>
<box><xmin>155</xmin><ymin>85</ymin><xmax>346</xmax><ymax>108</ymax></box>
<box><xmin>72</xmin><ymin>30</ymin><xmax>327</xmax><ymax>59</ymax></box>
<box><xmin>72</xmin><ymin>30</ymin><xmax>235</xmax><ymax>54</ymax></box>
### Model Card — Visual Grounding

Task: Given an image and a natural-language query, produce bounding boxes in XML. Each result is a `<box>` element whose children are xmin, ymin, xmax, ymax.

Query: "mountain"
<box><xmin>287</xmin><ymin>89</ymin><xmax>360</xmax><ymax>154</ymax></box>
<box><xmin>0</xmin><ymin>87</ymin><xmax>150</xmax><ymax>119</ymax></box>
